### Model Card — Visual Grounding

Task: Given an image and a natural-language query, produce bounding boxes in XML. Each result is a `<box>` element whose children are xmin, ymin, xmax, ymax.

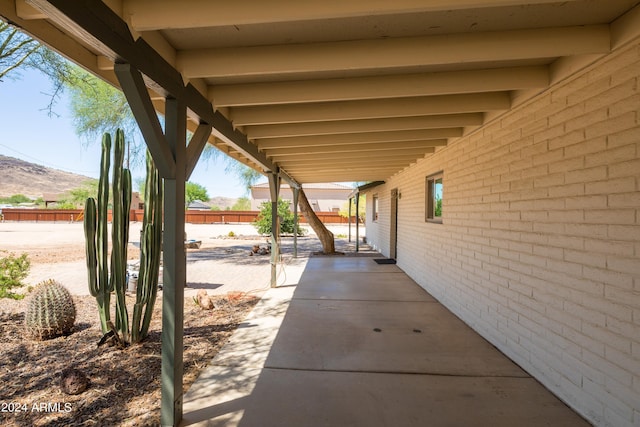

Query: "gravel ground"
<box><xmin>0</xmin><ymin>221</ymin><xmax>365</xmax><ymax>296</ymax></box>
<box><xmin>0</xmin><ymin>221</ymin><xmax>365</xmax><ymax>426</ymax></box>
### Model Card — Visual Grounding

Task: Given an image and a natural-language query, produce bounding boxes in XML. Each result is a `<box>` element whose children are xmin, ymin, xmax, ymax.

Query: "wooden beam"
<box><xmin>256</xmin><ymin>129</ymin><xmax>459</xmax><ymax>149</ymax></box>
<box><xmin>611</xmin><ymin>2</ymin><xmax>640</xmax><ymax>49</ymax></box>
<box><xmin>268</xmin><ymin>172</ymin><xmax>280</xmax><ymax>287</ymax></box>
<box><xmin>115</xmin><ymin>63</ymin><xmax>176</xmax><ymax>178</ymax></box>
<box><xmin>278</xmin><ymin>156</ymin><xmax>422</xmax><ymax>167</ymax></box>
<box><xmin>271</xmin><ymin>149</ymin><xmax>433</xmax><ymax>162</ymax></box>
<box><xmin>283</xmin><ymin>160</ymin><xmax>414</xmax><ymax>170</ymax></box>
<box><xmin>178</xmin><ymin>26</ymin><xmax>609</xmax><ymax>80</ymax></box>
<box><xmin>185</xmin><ymin>123</ymin><xmax>213</xmax><ymax>180</ymax></box>
<box><xmin>208</xmin><ymin>111</ymin><xmax>276</xmax><ymax>173</ymax></box>
<box><xmin>290</xmin><ymin>169</ymin><xmax>406</xmax><ymax>178</ymax></box>
<box><xmin>245</xmin><ymin>114</ymin><xmax>483</xmax><ymax>139</ymax></box>
<box><xmin>232</xmin><ymin>93</ymin><xmax>509</xmax><ymax>126</ymax></box>
<box><xmin>294</xmin><ymin>171</ymin><xmax>406</xmax><ymax>182</ymax></box>
<box><xmin>264</xmin><ymin>141</ymin><xmax>443</xmax><ymax>156</ymax></box>
<box><xmin>16</xmin><ymin>0</ymin><xmax>47</xmax><ymax>19</ymax></box>
<box><xmin>295</xmin><ymin>170</ymin><xmax>401</xmax><ymax>177</ymax></box>
<box><xmin>160</xmin><ymin>97</ymin><xmax>187</xmax><ymax>427</ymax></box>
<box><xmin>211</xmin><ymin>66</ymin><xmax>549</xmax><ymax>107</ymax></box>
<box><xmin>125</xmin><ymin>0</ymin><xmax>578</xmax><ymax>30</ymax></box>
<box><xmin>292</xmin><ymin>165</ymin><xmax>408</xmax><ymax>173</ymax></box>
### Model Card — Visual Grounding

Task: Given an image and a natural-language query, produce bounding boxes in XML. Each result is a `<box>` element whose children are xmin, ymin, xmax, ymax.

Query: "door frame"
<box><xmin>390</xmin><ymin>188</ymin><xmax>398</xmax><ymax>259</ymax></box>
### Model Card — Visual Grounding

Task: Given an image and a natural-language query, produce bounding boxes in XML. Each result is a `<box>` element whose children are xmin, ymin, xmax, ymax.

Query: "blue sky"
<box><xmin>0</xmin><ymin>68</ymin><xmax>256</xmax><ymax>198</ymax></box>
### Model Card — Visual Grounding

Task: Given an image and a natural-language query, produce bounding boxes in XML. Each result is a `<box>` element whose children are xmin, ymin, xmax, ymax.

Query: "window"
<box><xmin>373</xmin><ymin>194</ymin><xmax>379</xmax><ymax>222</ymax></box>
<box><xmin>426</xmin><ymin>173</ymin><xmax>443</xmax><ymax>223</ymax></box>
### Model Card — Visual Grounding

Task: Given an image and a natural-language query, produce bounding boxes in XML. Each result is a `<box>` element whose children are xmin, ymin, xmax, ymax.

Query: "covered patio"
<box><xmin>182</xmin><ymin>254</ymin><xmax>590</xmax><ymax>426</ymax></box>
<box><xmin>2</xmin><ymin>1</ymin><xmax>638</xmax><ymax>426</ymax></box>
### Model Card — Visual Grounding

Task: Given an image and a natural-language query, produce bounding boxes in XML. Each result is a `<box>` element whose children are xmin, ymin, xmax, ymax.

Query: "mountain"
<box><xmin>208</xmin><ymin>196</ymin><xmax>239</xmax><ymax>210</ymax></box>
<box><xmin>0</xmin><ymin>155</ymin><xmax>94</xmax><ymax>199</ymax></box>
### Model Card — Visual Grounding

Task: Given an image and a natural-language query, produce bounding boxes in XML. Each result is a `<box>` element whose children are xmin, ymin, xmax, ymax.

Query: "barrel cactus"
<box><xmin>24</xmin><ymin>279</ymin><xmax>76</xmax><ymax>340</ymax></box>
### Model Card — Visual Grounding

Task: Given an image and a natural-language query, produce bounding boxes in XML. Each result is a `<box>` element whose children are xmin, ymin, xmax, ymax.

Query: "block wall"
<box><xmin>364</xmin><ymin>42</ymin><xmax>640</xmax><ymax>426</ymax></box>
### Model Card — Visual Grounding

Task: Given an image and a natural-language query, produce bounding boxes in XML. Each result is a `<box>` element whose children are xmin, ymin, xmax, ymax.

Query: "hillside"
<box><xmin>0</xmin><ymin>155</ymin><xmax>94</xmax><ymax>199</ymax></box>
<box><xmin>0</xmin><ymin>155</ymin><xmax>241</xmax><ymax>206</ymax></box>
<box><xmin>209</xmin><ymin>196</ymin><xmax>239</xmax><ymax>210</ymax></box>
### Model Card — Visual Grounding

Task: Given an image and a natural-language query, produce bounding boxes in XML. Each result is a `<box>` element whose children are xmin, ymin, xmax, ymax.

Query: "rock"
<box><xmin>60</xmin><ymin>368</ymin><xmax>90</xmax><ymax>395</ymax></box>
<box><xmin>197</xmin><ymin>289</ymin><xmax>213</xmax><ymax>310</ymax></box>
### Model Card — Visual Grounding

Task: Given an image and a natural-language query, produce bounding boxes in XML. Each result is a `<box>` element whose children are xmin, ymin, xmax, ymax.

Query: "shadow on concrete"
<box><xmin>182</xmin><ymin>255</ymin><xmax>591</xmax><ymax>427</ymax></box>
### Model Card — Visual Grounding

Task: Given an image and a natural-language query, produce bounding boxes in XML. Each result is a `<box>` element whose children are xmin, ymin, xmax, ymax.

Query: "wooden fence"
<box><xmin>1</xmin><ymin>208</ymin><xmax>354</xmax><ymax>224</ymax></box>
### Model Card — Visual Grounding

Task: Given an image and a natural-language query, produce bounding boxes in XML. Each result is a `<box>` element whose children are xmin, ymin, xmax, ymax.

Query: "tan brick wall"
<box><xmin>364</xmin><ymin>42</ymin><xmax>640</xmax><ymax>426</ymax></box>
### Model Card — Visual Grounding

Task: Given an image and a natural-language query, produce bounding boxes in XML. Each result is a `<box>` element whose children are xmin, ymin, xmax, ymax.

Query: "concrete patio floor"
<box><xmin>182</xmin><ymin>255</ymin><xmax>590</xmax><ymax>427</ymax></box>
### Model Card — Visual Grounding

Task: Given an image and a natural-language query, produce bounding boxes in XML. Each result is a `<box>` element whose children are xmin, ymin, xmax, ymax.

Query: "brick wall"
<box><xmin>364</xmin><ymin>41</ymin><xmax>640</xmax><ymax>426</ymax></box>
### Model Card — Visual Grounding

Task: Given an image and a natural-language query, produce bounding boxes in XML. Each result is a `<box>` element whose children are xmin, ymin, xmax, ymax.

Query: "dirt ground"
<box><xmin>0</xmin><ymin>292</ymin><xmax>258</xmax><ymax>427</ymax></box>
<box><xmin>0</xmin><ymin>223</ymin><xmax>273</xmax><ymax>426</ymax></box>
<box><xmin>0</xmin><ymin>222</ymin><xmax>362</xmax><ymax>426</ymax></box>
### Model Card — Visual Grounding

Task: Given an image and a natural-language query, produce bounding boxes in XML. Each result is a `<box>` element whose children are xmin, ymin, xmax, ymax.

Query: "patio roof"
<box><xmin>2</xmin><ymin>0</ymin><xmax>639</xmax><ymax>184</ymax></box>
<box><xmin>2</xmin><ymin>2</ymin><xmax>640</xmax><ymax>425</ymax></box>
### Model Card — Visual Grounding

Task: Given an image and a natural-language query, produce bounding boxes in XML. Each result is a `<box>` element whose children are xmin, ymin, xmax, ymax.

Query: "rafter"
<box><xmin>290</xmin><ymin>169</ymin><xmax>408</xmax><ymax>178</ymax></box>
<box><xmin>231</xmin><ymin>93</ymin><xmax>509</xmax><ymax>126</ymax></box>
<box><xmin>245</xmin><ymin>114</ymin><xmax>483</xmax><ymax>139</ymax></box>
<box><xmin>293</xmin><ymin>170</ymin><xmax>407</xmax><ymax>182</ymax></box>
<box><xmin>178</xmin><ymin>26</ymin><xmax>609</xmax><ymax>81</ymax></box>
<box><xmin>256</xmin><ymin>129</ymin><xmax>458</xmax><ymax>149</ymax></box>
<box><xmin>290</xmin><ymin>164</ymin><xmax>409</xmax><ymax>173</ymax></box>
<box><xmin>211</xmin><ymin>66</ymin><xmax>548</xmax><ymax>107</ymax></box>
<box><xmin>263</xmin><ymin>140</ymin><xmax>446</xmax><ymax>156</ymax></box>
<box><xmin>278</xmin><ymin>157</ymin><xmax>421</xmax><ymax>168</ymax></box>
<box><xmin>269</xmin><ymin>149</ymin><xmax>433</xmax><ymax>162</ymax></box>
<box><xmin>124</xmin><ymin>0</ymin><xmax>577</xmax><ymax>30</ymax></box>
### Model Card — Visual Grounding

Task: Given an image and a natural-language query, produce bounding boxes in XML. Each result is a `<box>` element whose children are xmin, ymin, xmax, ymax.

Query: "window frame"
<box><xmin>426</xmin><ymin>172</ymin><xmax>443</xmax><ymax>224</ymax></box>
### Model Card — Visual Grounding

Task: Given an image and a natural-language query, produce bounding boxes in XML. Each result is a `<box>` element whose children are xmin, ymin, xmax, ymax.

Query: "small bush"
<box><xmin>0</xmin><ymin>253</ymin><xmax>31</xmax><ymax>299</ymax></box>
<box><xmin>228</xmin><ymin>231</ymin><xmax>236</xmax><ymax>237</ymax></box>
<box><xmin>253</xmin><ymin>199</ymin><xmax>306</xmax><ymax>236</ymax></box>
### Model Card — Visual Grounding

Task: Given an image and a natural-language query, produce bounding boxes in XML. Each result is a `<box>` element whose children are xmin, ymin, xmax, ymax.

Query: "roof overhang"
<box><xmin>2</xmin><ymin>0</ymin><xmax>640</xmax><ymax>185</ymax></box>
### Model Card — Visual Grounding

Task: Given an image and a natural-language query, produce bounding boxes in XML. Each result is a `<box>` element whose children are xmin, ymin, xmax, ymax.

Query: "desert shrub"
<box><xmin>253</xmin><ymin>199</ymin><xmax>306</xmax><ymax>236</ymax></box>
<box><xmin>0</xmin><ymin>194</ymin><xmax>31</xmax><ymax>205</ymax></box>
<box><xmin>0</xmin><ymin>253</ymin><xmax>31</xmax><ymax>299</ymax></box>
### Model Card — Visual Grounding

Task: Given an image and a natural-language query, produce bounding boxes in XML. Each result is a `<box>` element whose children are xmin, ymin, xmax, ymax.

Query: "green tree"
<box><xmin>231</xmin><ymin>197</ymin><xmax>251</xmax><ymax>211</ymax></box>
<box><xmin>185</xmin><ymin>182</ymin><xmax>209</xmax><ymax>206</ymax></box>
<box><xmin>0</xmin><ymin>194</ymin><xmax>31</xmax><ymax>205</ymax></box>
<box><xmin>253</xmin><ymin>199</ymin><xmax>304</xmax><ymax>235</ymax></box>
<box><xmin>64</xmin><ymin>67</ymin><xmax>145</xmax><ymax>166</ymax></box>
<box><xmin>1</xmin><ymin>21</ymin><xmax>81</xmax><ymax>112</ymax></box>
<box><xmin>225</xmin><ymin>159</ymin><xmax>262</xmax><ymax>194</ymax></box>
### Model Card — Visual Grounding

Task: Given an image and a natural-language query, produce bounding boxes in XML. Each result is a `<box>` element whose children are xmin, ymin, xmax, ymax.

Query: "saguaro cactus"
<box><xmin>131</xmin><ymin>151</ymin><xmax>163</xmax><ymax>343</ymax></box>
<box><xmin>85</xmin><ymin>130</ymin><xmax>162</xmax><ymax>345</ymax></box>
<box><xmin>110</xmin><ymin>129</ymin><xmax>132</xmax><ymax>343</ymax></box>
<box><xmin>84</xmin><ymin>133</ymin><xmax>113</xmax><ymax>334</ymax></box>
<box><xmin>84</xmin><ymin>130</ymin><xmax>133</xmax><ymax>340</ymax></box>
